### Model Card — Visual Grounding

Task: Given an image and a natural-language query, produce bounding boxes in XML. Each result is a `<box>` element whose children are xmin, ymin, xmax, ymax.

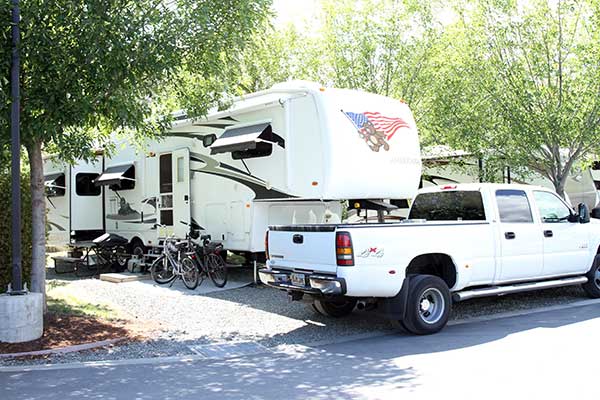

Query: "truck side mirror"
<box><xmin>591</xmin><ymin>207</ymin><xmax>600</xmax><ymax>220</ymax></box>
<box><xmin>578</xmin><ymin>203</ymin><xmax>590</xmax><ymax>224</ymax></box>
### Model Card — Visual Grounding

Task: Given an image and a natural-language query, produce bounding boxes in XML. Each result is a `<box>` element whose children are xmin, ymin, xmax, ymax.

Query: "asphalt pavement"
<box><xmin>2</xmin><ymin>302</ymin><xmax>599</xmax><ymax>400</ymax></box>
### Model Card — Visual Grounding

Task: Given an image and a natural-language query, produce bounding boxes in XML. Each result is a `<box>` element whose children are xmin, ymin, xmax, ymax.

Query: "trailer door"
<box><xmin>70</xmin><ymin>161</ymin><xmax>104</xmax><ymax>234</ymax></box>
<box><xmin>172</xmin><ymin>148</ymin><xmax>191</xmax><ymax>237</ymax></box>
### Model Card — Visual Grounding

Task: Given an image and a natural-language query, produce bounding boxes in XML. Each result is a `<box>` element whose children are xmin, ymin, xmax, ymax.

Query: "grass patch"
<box><xmin>228</xmin><ymin>253</ymin><xmax>246</xmax><ymax>265</ymax></box>
<box><xmin>47</xmin><ymin>285</ymin><xmax>118</xmax><ymax>320</ymax></box>
<box><xmin>47</xmin><ymin>279</ymin><xmax>69</xmax><ymax>290</ymax></box>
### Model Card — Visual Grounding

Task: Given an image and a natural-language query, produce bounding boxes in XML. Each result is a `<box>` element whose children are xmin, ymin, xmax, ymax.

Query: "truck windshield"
<box><xmin>409</xmin><ymin>191</ymin><xmax>486</xmax><ymax>221</ymax></box>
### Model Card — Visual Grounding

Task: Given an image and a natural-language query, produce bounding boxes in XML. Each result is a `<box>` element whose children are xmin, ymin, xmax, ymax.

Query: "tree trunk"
<box><xmin>553</xmin><ymin>175</ymin><xmax>567</xmax><ymax>201</ymax></box>
<box><xmin>26</xmin><ymin>139</ymin><xmax>47</xmax><ymax>312</ymax></box>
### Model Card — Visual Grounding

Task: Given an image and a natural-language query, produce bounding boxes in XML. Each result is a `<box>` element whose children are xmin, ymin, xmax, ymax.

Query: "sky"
<box><xmin>272</xmin><ymin>0</ymin><xmax>319</xmax><ymax>27</ymax></box>
<box><xmin>272</xmin><ymin>0</ymin><xmax>458</xmax><ymax>31</ymax></box>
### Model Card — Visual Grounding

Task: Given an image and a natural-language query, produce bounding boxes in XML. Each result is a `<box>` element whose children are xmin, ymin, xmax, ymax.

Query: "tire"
<box><xmin>113</xmin><ymin>245</ymin><xmax>129</xmax><ymax>272</ymax></box>
<box><xmin>129</xmin><ymin>239</ymin><xmax>147</xmax><ymax>273</ymax></box>
<box><xmin>206</xmin><ymin>253</ymin><xmax>228</xmax><ymax>288</ymax></box>
<box><xmin>151</xmin><ymin>255</ymin><xmax>176</xmax><ymax>284</ymax></box>
<box><xmin>390</xmin><ymin>319</ymin><xmax>411</xmax><ymax>334</ymax></box>
<box><xmin>181</xmin><ymin>257</ymin><xmax>199</xmax><ymax>290</ymax></box>
<box><xmin>402</xmin><ymin>275</ymin><xmax>451</xmax><ymax>335</ymax></box>
<box><xmin>582</xmin><ymin>255</ymin><xmax>600</xmax><ymax>298</ymax></box>
<box><xmin>131</xmin><ymin>240</ymin><xmax>146</xmax><ymax>259</ymax></box>
<box><xmin>312</xmin><ymin>298</ymin><xmax>357</xmax><ymax>318</ymax></box>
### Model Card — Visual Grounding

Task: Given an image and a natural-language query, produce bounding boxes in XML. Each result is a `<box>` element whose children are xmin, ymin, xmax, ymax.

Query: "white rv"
<box><xmin>45</xmin><ymin>81</ymin><xmax>422</xmax><ymax>259</ymax></box>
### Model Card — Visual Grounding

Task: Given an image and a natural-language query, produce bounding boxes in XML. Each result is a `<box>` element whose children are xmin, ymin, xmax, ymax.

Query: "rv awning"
<box><xmin>95</xmin><ymin>164</ymin><xmax>135</xmax><ymax>186</ymax></box>
<box><xmin>210</xmin><ymin>122</ymin><xmax>283</xmax><ymax>155</ymax></box>
<box><xmin>44</xmin><ymin>173</ymin><xmax>65</xmax><ymax>188</ymax></box>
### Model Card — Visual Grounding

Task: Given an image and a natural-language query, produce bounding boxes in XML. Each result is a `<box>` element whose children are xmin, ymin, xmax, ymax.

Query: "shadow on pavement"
<box><xmin>2</xmin><ymin>303</ymin><xmax>599</xmax><ymax>400</ymax></box>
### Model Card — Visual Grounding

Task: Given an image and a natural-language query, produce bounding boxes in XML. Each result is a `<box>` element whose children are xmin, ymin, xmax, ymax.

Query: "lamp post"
<box><xmin>10</xmin><ymin>0</ymin><xmax>23</xmax><ymax>295</ymax></box>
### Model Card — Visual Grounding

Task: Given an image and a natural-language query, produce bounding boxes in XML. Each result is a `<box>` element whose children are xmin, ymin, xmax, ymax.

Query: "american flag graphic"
<box><xmin>344</xmin><ymin>111</ymin><xmax>410</xmax><ymax>140</ymax></box>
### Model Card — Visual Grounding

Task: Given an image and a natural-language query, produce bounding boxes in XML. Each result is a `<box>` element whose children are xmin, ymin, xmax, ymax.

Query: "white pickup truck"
<box><xmin>259</xmin><ymin>183</ymin><xmax>600</xmax><ymax>334</ymax></box>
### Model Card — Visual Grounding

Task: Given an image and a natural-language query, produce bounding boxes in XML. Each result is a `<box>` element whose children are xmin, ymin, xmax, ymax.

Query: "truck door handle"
<box><xmin>504</xmin><ymin>232</ymin><xmax>516</xmax><ymax>240</ymax></box>
<box><xmin>544</xmin><ymin>230</ymin><xmax>553</xmax><ymax>238</ymax></box>
<box><xmin>292</xmin><ymin>234</ymin><xmax>303</xmax><ymax>244</ymax></box>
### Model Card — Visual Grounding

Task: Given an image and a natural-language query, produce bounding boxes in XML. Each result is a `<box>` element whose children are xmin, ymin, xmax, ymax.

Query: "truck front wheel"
<box><xmin>582</xmin><ymin>255</ymin><xmax>600</xmax><ymax>298</ymax></box>
<box><xmin>402</xmin><ymin>275</ymin><xmax>451</xmax><ymax>335</ymax></box>
<box><xmin>312</xmin><ymin>298</ymin><xmax>357</xmax><ymax>318</ymax></box>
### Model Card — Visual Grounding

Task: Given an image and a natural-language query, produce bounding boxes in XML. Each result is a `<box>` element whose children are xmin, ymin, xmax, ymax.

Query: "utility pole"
<box><xmin>10</xmin><ymin>0</ymin><xmax>23</xmax><ymax>295</ymax></box>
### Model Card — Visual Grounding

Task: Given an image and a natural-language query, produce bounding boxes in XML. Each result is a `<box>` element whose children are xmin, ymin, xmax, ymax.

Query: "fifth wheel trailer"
<box><xmin>44</xmin><ymin>81</ymin><xmax>422</xmax><ymax>257</ymax></box>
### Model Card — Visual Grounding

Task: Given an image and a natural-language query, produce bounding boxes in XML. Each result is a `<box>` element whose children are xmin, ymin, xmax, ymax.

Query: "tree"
<box><xmin>234</xmin><ymin>23</ymin><xmax>324</xmax><ymax>94</ymax></box>
<box><xmin>429</xmin><ymin>0</ymin><xmax>600</xmax><ymax>198</ymax></box>
<box><xmin>0</xmin><ymin>0</ymin><xmax>270</xmax><ymax>306</ymax></box>
<box><xmin>318</xmin><ymin>0</ymin><xmax>443</xmax><ymax>122</ymax></box>
<box><xmin>233</xmin><ymin>0</ymin><xmax>444</xmax><ymax>129</ymax></box>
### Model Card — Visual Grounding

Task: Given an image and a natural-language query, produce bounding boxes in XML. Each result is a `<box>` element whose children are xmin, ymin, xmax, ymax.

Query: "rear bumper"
<box><xmin>258</xmin><ymin>268</ymin><xmax>346</xmax><ymax>296</ymax></box>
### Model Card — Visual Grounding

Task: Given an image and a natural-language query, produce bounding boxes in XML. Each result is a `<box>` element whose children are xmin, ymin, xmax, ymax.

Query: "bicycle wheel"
<box><xmin>181</xmin><ymin>256</ymin><xmax>199</xmax><ymax>290</ymax></box>
<box><xmin>151</xmin><ymin>255</ymin><xmax>176</xmax><ymax>284</ymax></box>
<box><xmin>206</xmin><ymin>253</ymin><xmax>228</xmax><ymax>288</ymax></box>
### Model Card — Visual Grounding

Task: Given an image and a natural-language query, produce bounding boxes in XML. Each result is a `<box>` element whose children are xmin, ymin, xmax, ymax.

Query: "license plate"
<box><xmin>290</xmin><ymin>273</ymin><xmax>306</xmax><ymax>286</ymax></box>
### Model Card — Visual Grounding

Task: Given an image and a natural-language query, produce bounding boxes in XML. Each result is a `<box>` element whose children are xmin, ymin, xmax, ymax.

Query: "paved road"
<box><xmin>2</xmin><ymin>303</ymin><xmax>600</xmax><ymax>400</ymax></box>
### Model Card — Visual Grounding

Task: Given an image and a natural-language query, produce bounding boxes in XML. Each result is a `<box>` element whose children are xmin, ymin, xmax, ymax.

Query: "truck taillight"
<box><xmin>265</xmin><ymin>230</ymin><xmax>269</xmax><ymax>260</ymax></box>
<box><xmin>336</xmin><ymin>231</ymin><xmax>354</xmax><ymax>266</ymax></box>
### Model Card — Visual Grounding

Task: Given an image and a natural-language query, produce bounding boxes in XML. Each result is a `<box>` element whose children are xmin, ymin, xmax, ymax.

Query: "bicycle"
<box><xmin>179</xmin><ymin>221</ymin><xmax>228</xmax><ymax>288</ymax></box>
<box><xmin>150</xmin><ymin>230</ymin><xmax>200</xmax><ymax>290</ymax></box>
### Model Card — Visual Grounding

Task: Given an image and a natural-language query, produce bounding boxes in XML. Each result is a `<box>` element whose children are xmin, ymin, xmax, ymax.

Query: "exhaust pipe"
<box><xmin>356</xmin><ymin>300</ymin><xmax>376</xmax><ymax>311</ymax></box>
<box><xmin>453</xmin><ymin>276</ymin><xmax>588</xmax><ymax>302</ymax></box>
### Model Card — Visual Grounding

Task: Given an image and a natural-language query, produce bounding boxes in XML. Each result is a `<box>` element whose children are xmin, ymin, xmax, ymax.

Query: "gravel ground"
<box><xmin>0</xmin><ymin>268</ymin><xmax>590</xmax><ymax>367</ymax></box>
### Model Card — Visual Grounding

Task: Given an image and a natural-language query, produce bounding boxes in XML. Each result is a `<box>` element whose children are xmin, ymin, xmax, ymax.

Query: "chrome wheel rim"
<box><xmin>418</xmin><ymin>288</ymin><xmax>445</xmax><ymax>325</ymax></box>
<box><xmin>594</xmin><ymin>266</ymin><xmax>600</xmax><ymax>289</ymax></box>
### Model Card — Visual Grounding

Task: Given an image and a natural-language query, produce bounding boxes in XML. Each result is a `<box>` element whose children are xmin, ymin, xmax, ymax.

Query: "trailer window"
<box><xmin>176</xmin><ymin>157</ymin><xmax>184</xmax><ymax>182</ymax></box>
<box><xmin>76</xmin><ymin>173</ymin><xmax>101</xmax><ymax>196</ymax></box>
<box><xmin>160</xmin><ymin>210</ymin><xmax>173</xmax><ymax>226</ymax></box>
<box><xmin>409</xmin><ymin>191</ymin><xmax>486</xmax><ymax>221</ymax></box>
<box><xmin>160</xmin><ymin>154</ymin><xmax>172</xmax><ymax>193</ymax></box>
<box><xmin>496</xmin><ymin>189</ymin><xmax>533</xmax><ymax>223</ymax></box>
<box><xmin>231</xmin><ymin>142</ymin><xmax>273</xmax><ymax>160</ymax></box>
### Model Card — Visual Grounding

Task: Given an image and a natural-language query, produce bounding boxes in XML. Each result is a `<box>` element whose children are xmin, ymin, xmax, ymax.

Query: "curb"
<box><xmin>0</xmin><ymin>338</ymin><xmax>126</xmax><ymax>360</ymax></box>
<box><xmin>1</xmin><ymin>297</ymin><xmax>600</xmax><ymax>372</ymax></box>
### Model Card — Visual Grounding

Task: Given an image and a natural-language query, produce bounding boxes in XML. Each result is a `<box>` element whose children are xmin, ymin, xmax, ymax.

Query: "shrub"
<box><xmin>0</xmin><ymin>167</ymin><xmax>33</xmax><ymax>294</ymax></box>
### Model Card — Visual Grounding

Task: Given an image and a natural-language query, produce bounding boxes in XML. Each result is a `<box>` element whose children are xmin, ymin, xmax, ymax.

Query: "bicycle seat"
<box><xmin>204</xmin><ymin>241</ymin><xmax>222</xmax><ymax>252</ymax></box>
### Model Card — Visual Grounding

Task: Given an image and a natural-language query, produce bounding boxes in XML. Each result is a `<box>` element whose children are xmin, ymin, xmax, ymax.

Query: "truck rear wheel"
<box><xmin>312</xmin><ymin>298</ymin><xmax>357</xmax><ymax>318</ymax></box>
<box><xmin>402</xmin><ymin>275</ymin><xmax>451</xmax><ymax>335</ymax></box>
<box><xmin>582</xmin><ymin>255</ymin><xmax>600</xmax><ymax>298</ymax></box>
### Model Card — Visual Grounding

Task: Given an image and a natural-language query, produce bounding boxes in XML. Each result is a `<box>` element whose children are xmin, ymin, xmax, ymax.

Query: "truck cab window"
<box><xmin>533</xmin><ymin>191</ymin><xmax>571</xmax><ymax>222</ymax></box>
<box><xmin>409</xmin><ymin>191</ymin><xmax>486</xmax><ymax>221</ymax></box>
<box><xmin>75</xmin><ymin>173</ymin><xmax>101</xmax><ymax>196</ymax></box>
<box><xmin>496</xmin><ymin>189</ymin><xmax>533</xmax><ymax>223</ymax></box>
